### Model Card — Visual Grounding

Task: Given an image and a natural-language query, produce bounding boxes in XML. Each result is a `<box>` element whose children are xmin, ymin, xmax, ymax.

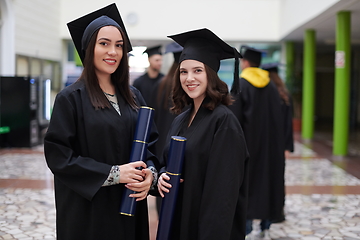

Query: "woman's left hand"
<box><xmin>125</xmin><ymin>168</ymin><xmax>153</xmax><ymax>201</ymax></box>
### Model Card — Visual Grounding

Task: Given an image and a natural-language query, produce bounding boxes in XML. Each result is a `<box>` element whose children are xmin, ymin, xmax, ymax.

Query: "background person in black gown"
<box><xmin>261</xmin><ymin>62</ymin><xmax>295</xmax><ymax>224</ymax></box>
<box><xmin>236</xmin><ymin>46</ymin><xmax>285</xmax><ymax>239</ymax></box>
<box><xmin>133</xmin><ymin>45</ymin><xmax>164</xmax><ymax>108</ymax></box>
<box><xmin>261</xmin><ymin>62</ymin><xmax>294</xmax><ymax>155</ymax></box>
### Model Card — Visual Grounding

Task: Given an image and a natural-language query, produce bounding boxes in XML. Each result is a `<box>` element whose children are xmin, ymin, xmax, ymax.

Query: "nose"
<box><xmin>186</xmin><ymin>72</ymin><xmax>195</xmax><ymax>81</ymax></box>
<box><xmin>108</xmin><ymin>46</ymin><xmax>117</xmax><ymax>56</ymax></box>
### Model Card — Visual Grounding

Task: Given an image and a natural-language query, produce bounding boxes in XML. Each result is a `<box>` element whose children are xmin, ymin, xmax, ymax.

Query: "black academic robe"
<box><xmin>133</xmin><ymin>72</ymin><xmax>164</xmax><ymax>108</ymax></box>
<box><xmin>44</xmin><ymin>81</ymin><xmax>158</xmax><ymax>240</ymax></box>
<box><xmin>237</xmin><ymin>78</ymin><xmax>285</xmax><ymax>221</ymax></box>
<box><xmin>161</xmin><ymin>100</ymin><xmax>249</xmax><ymax>240</ymax></box>
<box><xmin>283</xmin><ymin>95</ymin><xmax>294</xmax><ymax>152</ymax></box>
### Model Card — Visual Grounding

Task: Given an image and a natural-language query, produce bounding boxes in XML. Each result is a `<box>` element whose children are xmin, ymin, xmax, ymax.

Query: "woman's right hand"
<box><xmin>157</xmin><ymin>173</ymin><xmax>172</xmax><ymax>197</ymax></box>
<box><xmin>119</xmin><ymin>161</ymin><xmax>147</xmax><ymax>184</ymax></box>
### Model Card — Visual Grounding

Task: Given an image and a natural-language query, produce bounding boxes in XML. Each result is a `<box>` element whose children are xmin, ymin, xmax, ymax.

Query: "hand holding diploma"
<box><xmin>157</xmin><ymin>173</ymin><xmax>184</xmax><ymax>197</ymax></box>
<box><xmin>119</xmin><ymin>161</ymin><xmax>147</xmax><ymax>184</ymax></box>
<box><xmin>126</xmin><ymin>167</ymin><xmax>153</xmax><ymax>201</ymax></box>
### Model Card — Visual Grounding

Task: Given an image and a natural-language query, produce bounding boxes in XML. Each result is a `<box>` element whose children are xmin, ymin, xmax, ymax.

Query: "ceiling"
<box><xmin>282</xmin><ymin>0</ymin><xmax>360</xmax><ymax>44</ymax></box>
<box><xmin>130</xmin><ymin>0</ymin><xmax>360</xmax><ymax>48</ymax></box>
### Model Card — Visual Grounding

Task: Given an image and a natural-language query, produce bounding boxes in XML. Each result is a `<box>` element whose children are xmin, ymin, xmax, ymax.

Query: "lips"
<box><xmin>104</xmin><ymin>59</ymin><xmax>116</xmax><ymax>65</ymax></box>
<box><xmin>187</xmin><ymin>84</ymin><xmax>199</xmax><ymax>91</ymax></box>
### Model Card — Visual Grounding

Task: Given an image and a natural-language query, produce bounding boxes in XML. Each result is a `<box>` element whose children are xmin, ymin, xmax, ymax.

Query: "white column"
<box><xmin>0</xmin><ymin>0</ymin><xmax>15</xmax><ymax>76</ymax></box>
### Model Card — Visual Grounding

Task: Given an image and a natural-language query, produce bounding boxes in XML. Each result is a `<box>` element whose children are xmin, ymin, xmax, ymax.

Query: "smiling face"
<box><xmin>93</xmin><ymin>25</ymin><xmax>123</xmax><ymax>79</ymax></box>
<box><xmin>179</xmin><ymin>59</ymin><xmax>208</xmax><ymax>107</ymax></box>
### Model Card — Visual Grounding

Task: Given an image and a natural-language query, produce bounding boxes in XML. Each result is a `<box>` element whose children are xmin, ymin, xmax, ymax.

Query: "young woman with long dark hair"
<box><xmin>44</xmin><ymin>4</ymin><xmax>158</xmax><ymax>240</ymax></box>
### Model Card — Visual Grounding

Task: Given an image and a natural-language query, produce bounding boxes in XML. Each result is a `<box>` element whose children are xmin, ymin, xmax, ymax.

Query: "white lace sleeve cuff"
<box><xmin>102</xmin><ymin>165</ymin><xmax>120</xmax><ymax>187</ymax></box>
<box><xmin>148</xmin><ymin>165</ymin><xmax>158</xmax><ymax>190</ymax></box>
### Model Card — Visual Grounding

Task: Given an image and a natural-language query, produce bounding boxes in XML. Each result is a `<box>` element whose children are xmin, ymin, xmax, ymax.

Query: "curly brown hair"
<box><xmin>171</xmin><ymin>63</ymin><xmax>233</xmax><ymax>114</ymax></box>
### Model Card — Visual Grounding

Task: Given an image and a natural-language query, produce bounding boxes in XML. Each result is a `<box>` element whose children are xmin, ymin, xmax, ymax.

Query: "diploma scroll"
<box><xmin>156</xmin><ymin>136</ymin><xmax>187</xmax><ymax>240</ymax></box>
<box><xmin>119</xmin><ymin>106</ymin><xmax>154</xmax><ymax>216</ymax></box>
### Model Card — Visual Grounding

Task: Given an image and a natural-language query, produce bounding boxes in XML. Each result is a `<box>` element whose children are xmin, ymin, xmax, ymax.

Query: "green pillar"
<box><xmin>333</xmin><ymin>11</ymin><xmax>351</xmax><ymax>156</ymax></box>
<box><xmin>302</xmin><ymin>29</ymin><xmax>316</xmax><ymax>139</ymax></box>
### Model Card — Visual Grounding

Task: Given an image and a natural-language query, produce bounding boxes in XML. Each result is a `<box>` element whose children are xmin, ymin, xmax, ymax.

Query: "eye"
<box><xmin>116</xmin><ymin>43</ymin><xmax>123</xmax><ymax>48</ymax></box>
<box><xmin>99</xmin><ymin>42</ymin><xmax>108</xmax><ymax>46</ymax></box>
<box><xmin>195</xmin><ymin>68</ymin><xmax>203</xmax><ymax>73</ymax></box>
<box><xmin>180</xmin><ymin>70</ymin><xmax>187</xmax><ymax>74</ymax></box>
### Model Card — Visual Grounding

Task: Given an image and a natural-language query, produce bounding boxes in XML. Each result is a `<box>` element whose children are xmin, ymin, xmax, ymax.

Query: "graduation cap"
<box><xmin>143</xmin><ymin>45</ymin><xmax>162</xmax><ymax>57</ymax></box>
<box><xmin>168</xmin><ymin>28</ymin><xmax>241</xmax><ymax>72</ymax></box>
<box><xmin>168</xmin><ymin>28</ymin><xmax>242</xmax><ymax>94</ymax></box>
<box><xmin>240</xmin><ymin>46</ymin><xmax>265</xmax><ymax>66</ymax></box>
<box><xmin>67</xmin><ymin>3</ymin><xmax>132</xmax><ymax>63</ymax></box>
<box><xmin>261</xmin><ymin>62</ymin><xmax>283</xmax><ymax>73</ymax></box>
<box><xmin>165</xmin><ymin>42</ymin><xmax>183</xmax><ymax>63</ymax></box>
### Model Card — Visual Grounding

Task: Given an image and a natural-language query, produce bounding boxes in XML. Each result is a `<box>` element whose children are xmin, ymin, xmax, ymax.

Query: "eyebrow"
<box><xmin>97</xmin><ymin>37</ymin><xmax>123</xmax><ymax>43</ymax></box>
<box><xmin>180</xmin><ymin>66</ymin><xmax>204</xmax><ymax>70</ymax></box>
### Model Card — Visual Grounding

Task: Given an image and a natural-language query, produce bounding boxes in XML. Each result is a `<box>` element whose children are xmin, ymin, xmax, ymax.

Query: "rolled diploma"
<box><xmin>119</xmin><ymin>106</ymin><xmax>154</xmax><ymax>216</ymax></box>
<box><xmin>156</xmin><ymin>136</ymin><xmax>187</xmax><ymax>240</ymax></box>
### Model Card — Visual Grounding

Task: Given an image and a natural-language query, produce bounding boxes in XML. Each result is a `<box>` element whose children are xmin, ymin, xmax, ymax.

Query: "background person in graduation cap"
<box><xmin>44</xmin><ymin>3</ymin><xmax>159</xmax><ymax>240</ymax></box>
<box><xmin>152</xmin><ymin>41</ymin><xmax>183</xmax><ymax>215</ymax></box>
<box><xmin>261</xmin><ymin>62</ymin><xmax>294</xmax><ymax>156</ymax></box>
<box><xmin>261</xmin><ymin>62</ymin><xmax>295</xmax><ymax>224</ymax></box>
<box><xmin>133</xmin><ymin>45</ymin><xmax>164</xmax><ymax>108</ymax></box>
<box><xmin>236</xmin><ymin>46</ymin><xmax>285</xmax><ymax>239</ymax></box>
<box><xmin>157</xmin><ymin>28</ymin><xmax>249</xmax><ymax>240</ymax></box>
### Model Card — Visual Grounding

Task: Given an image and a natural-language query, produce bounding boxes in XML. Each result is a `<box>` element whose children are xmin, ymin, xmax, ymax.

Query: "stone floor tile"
<box><xmin>1</xmin><ymin>139</ymin><xmax>360</xmax><ymax>239</ymax></box>
<box><xmin>1</xmin><ymin>234</ymin><xmax>14</xmax><ymax>239</ymax></box>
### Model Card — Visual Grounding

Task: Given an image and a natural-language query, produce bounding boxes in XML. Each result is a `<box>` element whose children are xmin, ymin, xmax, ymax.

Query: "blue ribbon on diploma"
<box><xmin>156</xmin><ymin>136</ymin><xmax>187</xmax><ymax>240</ymax></box>
<box><xmin>119</xmin><ymin>106</ymin><xmax>154</xmax><ymax>216</ymax></box>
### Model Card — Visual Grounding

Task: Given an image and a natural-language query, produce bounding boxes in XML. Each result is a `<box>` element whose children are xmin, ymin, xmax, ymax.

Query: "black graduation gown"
<box><xmin>161</xmin><ymin>101</ymin><xmax>249</xmax><ymax>240</ymax></box>
<box><xmin>132</xmin><ymin>72</ymin><xmax>164</xmax><ymax>108</ymax></box>
<box><xmin>44</xmin><ymin>81</ymin><xmax>158</xmax><ymax>240</ymax></box>
<box><xmin>237</xmin><ymin>78</ymin><xmax>285</xmax><ymax>220</ymax></box>
<box><xmin>283</xmin><ymin>95</ymin><xmax>294</xmax><ymax>152</ymax></box>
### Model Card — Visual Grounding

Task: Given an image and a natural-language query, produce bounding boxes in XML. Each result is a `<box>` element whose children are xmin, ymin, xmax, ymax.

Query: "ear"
<box><xmin>241</xmin><ymin>59</ymin><xmax>249</xmax><ymax>69</ymax></box>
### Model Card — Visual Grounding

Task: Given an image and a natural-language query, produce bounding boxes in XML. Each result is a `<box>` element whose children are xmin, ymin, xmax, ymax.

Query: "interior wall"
<box><xmin>315</xmin><ymin>47</ymin><xmax>335</xmax><ymax>127</ymax></box>
<box><xmin>60</xmin><ymin>0</ymin><xmax>281</xmax><ymax>43</ymax></box>
<box><xmin>293</xmin><ymin>43</ymin><xmax>360</xmax><ymax>132</ymax></box>
<box><xmin>0</xmin><ymin>0</ymin><xmax>15</xmax><ymax>75</ymax></box>
<box><xmin>350</xmin><ymin>47</ymin><xmax>360</xmax><ymax>130</ymax></box>
<box><xmin>14</xmin><ymin>0</ymin><xmax>61</xmax><ymax>62</ymax></box>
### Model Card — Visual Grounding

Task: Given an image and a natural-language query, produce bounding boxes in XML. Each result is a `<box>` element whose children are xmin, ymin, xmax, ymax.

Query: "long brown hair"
<box><xmin>171</xmin><ymin>63</ymin><xmax>233</xmax><ymax>114</ymax></box>
<box><xmin>156</xmin><ymin>61</ymin><xmax>179</xmax><ymax>110</ymax></box>
<box><xmin>78</xmin><ymin>27</ymin><xmax>138</xmax><ymax>110</ymax></box>
<box><xmin>269</xmin><ymin>71</ymin><xmax>290</xmax><ymax>106</ymax></box>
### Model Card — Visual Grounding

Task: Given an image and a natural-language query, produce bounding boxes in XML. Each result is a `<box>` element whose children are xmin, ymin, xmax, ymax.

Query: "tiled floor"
<box><xmin>0</xmin><ymin>132</ymin><xmax>360</xmax><ymax>240</ymax></box>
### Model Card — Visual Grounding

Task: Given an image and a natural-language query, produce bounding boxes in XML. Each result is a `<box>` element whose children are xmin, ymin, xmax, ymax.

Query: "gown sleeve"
<box><xmin>198</xmin><ymin>116</ymin><xmax>248</xmax><ymax>239</ymax></box>
<box><xmin>44</xmin><ymin>93</ymin><xmax>112</xmax><ymax>201</ymax></box>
